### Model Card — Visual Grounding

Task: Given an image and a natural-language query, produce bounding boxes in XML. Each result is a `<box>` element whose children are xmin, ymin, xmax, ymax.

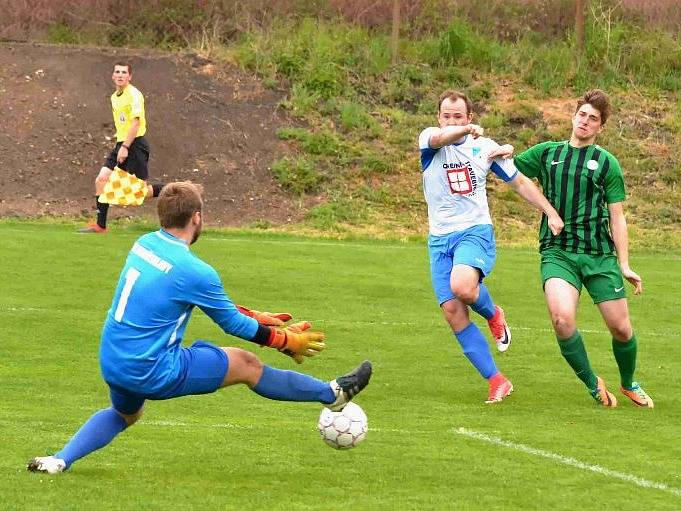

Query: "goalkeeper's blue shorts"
<box><xmin>107</xmin><ymin>340</ymin><xmax>228</xmax><ymax>415</ymax></box>
<box><xmin>428</xmin><ymin>224</ymin><xmax>497</xmax><ymax>306</ymax></box>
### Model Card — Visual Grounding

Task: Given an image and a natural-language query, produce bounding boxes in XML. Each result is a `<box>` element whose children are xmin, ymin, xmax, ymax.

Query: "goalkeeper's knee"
<box><xmin>223</xmin><ymin>347</ymin><xmax>264</xmax><ymax>387</ymax></box>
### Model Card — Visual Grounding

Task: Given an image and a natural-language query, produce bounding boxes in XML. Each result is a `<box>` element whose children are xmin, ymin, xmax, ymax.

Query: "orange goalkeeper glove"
<box><xmin>237</xmin><ymin>305</ymin><xmax>293</xmax><ymax>327</ymax></box>
<box><xmin>268</xmin><ymin>321</ymin><xmax>326</xmax><ymax>364</ymax></box>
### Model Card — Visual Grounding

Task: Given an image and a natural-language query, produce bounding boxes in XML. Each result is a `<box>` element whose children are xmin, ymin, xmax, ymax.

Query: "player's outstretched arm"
<box><xmin>237</xmin><ymin>305</ymin><xmax>292</xmax><ymax>326</ymax></box>
<box><xmin>429</xmin><ymin>124</ymin><xmax>483</xmax><ymax>149</ymax></box>
<box><xmin>487</xmin><ymin>144</ymin><xmax>514</xmax><ymax>160</ymax></box>
<box><xmin>509</xmin><ymin>173</ymin><xmax>564</xmax><ymax>236</ymax></box>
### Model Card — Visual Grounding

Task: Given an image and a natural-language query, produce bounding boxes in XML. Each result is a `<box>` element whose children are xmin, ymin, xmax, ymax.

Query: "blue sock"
<box><xmin>55</xmin><ymin>407</ymin><xmax>127</xmax><ymax>468</ymax></box>
<box><xmin>253</xmin><ymin>365</ymin><xmax>335</xmax><ymax>404</ymax></box>
<box><xmin>469</xmin><ymin>283</ymin><xmax>495</xmax><ymax>320</ymax></box>
<box><xmin>455</xmin><ymin>322</ymin><xmax>498</xmax><ymax>378</ymax></box>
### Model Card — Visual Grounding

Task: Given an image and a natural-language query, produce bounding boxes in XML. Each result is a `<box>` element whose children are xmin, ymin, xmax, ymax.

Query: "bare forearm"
<box><xmin>123</xmin><ymin>119</ymin><xmax>140</xmax><ymax>146</ymax></box>
<box><xmin>610</xmin><ymin>212</ymin><xmax>630</xmax><ymax>267</ymax></box>
<box><xmin>512</xmin><ymin>175</ymin><xmax>555</xmax><ymax>215</ymax></box>
<box><xmin>609</xmin><ymin>203</ymin><xmax>643</xmax><ymax>293</ymax></box>
<box><xmin>430</xmin><ymin>125</ymin><xmax>476</xmax><ymax>148</ymax></box>
<box><xmin>511</xmin><ymin>175</ymin><xmax>564</xmax><ymax>235</ymax></box>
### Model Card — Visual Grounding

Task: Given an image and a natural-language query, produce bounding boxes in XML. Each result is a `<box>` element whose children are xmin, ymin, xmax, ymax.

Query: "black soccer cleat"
<box><xmin>327</xmin><ymin>360</ymin><xmax>372</xmax><ymax>412</ymax></box>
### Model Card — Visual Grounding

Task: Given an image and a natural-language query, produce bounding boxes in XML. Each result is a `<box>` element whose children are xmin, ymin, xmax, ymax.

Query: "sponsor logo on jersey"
<box><xmin>445</xmin><ymin>161</ymin><xmax>477</xmax><ymax>196</ymax></box>
<box><xmin>131</xmin><ymin>242</ymin><xmax>173</xmax><ymax>274</ymax></box>
<box><xmin>551</xmin><ymin>160</ymin><xmax>564</xmax><ymax>165</ymax></box>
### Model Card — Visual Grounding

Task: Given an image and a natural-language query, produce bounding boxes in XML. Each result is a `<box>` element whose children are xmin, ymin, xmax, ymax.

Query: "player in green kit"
<box><xmin>513</xmin><ymin>90</ymin><xmax>653</xmax><ymax>408</ymax></box>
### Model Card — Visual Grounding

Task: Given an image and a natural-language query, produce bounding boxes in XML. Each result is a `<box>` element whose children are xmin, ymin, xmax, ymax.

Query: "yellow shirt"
<box><xmin>111</xmin><ymin>84</ymin><xmax>147</xmax><ymax>142</ymax></box>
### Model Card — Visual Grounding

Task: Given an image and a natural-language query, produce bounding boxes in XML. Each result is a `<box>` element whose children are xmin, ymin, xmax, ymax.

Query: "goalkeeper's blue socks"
<box><xmin>469</xmin><ymin>283</ymin><xmax>495</xmax><ymax>320</ymax></box>
<box><xmin>55</xmin><ymin>407</ymin><xmax>128</xmax><ymax>468</ymax></box>
<box><xmin>253</xmin><ymin>365</ymin><xmax>336</xmax><ymax>404</ymax></box>
<box><xmin>454</xmin><ymin>322</ymin><xmax>498</xmax><ymax>378</ymax></box>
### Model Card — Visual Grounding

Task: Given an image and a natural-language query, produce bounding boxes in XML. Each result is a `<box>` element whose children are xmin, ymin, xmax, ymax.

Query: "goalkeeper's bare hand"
<box><xmin>268</xmin><ymin>321</ymin><xmax>325</xmax><ymax>364</ymax></box>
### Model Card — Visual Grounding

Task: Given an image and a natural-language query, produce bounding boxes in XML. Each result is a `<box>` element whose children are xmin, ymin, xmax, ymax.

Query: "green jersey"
<box><xmin>514</xmin><ymin>141</ymin><xmax>626</xmax><ymax>255</ymax></box>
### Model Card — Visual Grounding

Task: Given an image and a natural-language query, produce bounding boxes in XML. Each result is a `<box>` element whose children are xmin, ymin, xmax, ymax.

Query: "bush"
<box><xmin>339</xmin><ymin>102</ymin><xmax>380</xmax><ymax>135</ymax></box>
<box><xmin>501</xmin><ymin>101</ymin><xmax>543</xmax><ymax>128</ymax></box>
<box><xmin>46</xmin><ymin>23</ymin><xmax>80</xmax><ymax>44</ymax></box>
<box><xmin>271</xmin><ymin>157</ymin><xmax>324</xmax><ymax>195</ymax></box>
<box><xmin>277</xmin><ymin>127</ymin><xmax>345</xmax><ymax>156</ymax></box>
<box><xmin>305</xmin><ymin>193</ymin><xmax>367</xmax><ymax>229</ymax></box>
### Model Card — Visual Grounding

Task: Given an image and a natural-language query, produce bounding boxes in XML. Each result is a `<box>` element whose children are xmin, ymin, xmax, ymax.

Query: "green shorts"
<box><xmin>540</xmin><ymin>247</ymin><xmax>626</xmax><ymax>304</ymax></box>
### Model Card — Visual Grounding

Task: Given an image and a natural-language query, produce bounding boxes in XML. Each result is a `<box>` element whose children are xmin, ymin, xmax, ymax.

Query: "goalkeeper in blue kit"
<box><xmin>28</xmin><ymin>181</ymin><xmax>372</xmax><ymax>474</ymax></box>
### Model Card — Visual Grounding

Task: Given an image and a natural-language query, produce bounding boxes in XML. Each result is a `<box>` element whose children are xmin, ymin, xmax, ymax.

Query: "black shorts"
<box><xmin>104</xmin><ymin>136</ymin><xmax>150</xmax><ymax>180</ymax></box>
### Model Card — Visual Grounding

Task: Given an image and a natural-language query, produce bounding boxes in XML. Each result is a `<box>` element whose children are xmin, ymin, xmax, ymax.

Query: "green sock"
<box><xmin>612</xmin><ymin>334</ymin><xmax>637</xmax><ymax>389</ymax></box>
<box><xmin>558</xmin><ymin>331</ymin><xmax>598</xmax><ymax>390</ymax></box>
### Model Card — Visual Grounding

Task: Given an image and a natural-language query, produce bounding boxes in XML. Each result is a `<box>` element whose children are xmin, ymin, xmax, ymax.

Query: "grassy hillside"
<box><xmin>4</xmin><ymin>0</ymin><xmax>681</xmax><ymax>247</ymax></box>
<box><xmin>222</xmin><ymin>13</ymin><xmax>681</xmax><ymax>248</ymax></box>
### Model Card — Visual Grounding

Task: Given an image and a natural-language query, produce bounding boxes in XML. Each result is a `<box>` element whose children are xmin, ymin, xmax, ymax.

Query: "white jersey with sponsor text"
<box><xmin>418</xmin><ymin>128</ymin><xmax>518</xmax><ymax>235</ymax></box>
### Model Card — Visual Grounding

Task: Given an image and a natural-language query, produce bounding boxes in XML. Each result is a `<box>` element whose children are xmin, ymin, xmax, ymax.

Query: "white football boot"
<box><xmin>27</xmin><ymin>456</ymin><xmax>66</xmax><ymax>474</ymax></box>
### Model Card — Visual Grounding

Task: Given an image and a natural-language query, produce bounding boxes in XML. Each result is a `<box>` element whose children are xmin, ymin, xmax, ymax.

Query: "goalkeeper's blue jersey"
<box><xmin>99</xmin><ymin>229</ymin><xmax>258</xmax><ymax>394</ymax></box>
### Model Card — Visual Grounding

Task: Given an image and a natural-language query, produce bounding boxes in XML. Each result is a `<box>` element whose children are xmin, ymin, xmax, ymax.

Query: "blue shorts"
<box><xmin>108</xmin><ymin>340</ymin><xmax>229</xmax><ymax>415</ymax></box>
<box><xmin>428</xmin><ymin>224</ymin><xmax>497</xmax><ymax>305</ymax></box>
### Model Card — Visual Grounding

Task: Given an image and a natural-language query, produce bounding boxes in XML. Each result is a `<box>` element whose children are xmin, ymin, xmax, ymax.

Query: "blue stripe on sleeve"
<box><xmin>490</xmin><ymin>161</ymin><xmax>517</xmax><ymax>182</ymax></box>
<box><xmin>420</xmin><ymin>147</ymin><xmax>437</xmax><ymax>172</ymax></box>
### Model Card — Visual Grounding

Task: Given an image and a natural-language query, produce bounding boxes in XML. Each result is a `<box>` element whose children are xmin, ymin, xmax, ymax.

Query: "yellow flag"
<box><xmin>98</xmin><ymin>167</ymin><xmax>148</xmax><ymax>206</ymax></box>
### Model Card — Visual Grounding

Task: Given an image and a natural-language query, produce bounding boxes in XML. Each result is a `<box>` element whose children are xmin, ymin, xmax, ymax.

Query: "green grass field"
<box><xmin>2</xmin><ymin>222</ymin><xmax>680</xmax><ymax>510</ymax></box>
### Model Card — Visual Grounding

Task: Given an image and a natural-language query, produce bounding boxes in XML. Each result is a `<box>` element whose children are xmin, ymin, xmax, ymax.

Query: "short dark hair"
<box><xmin>576</xmin><ymin>89</ymin><xmax>611</xmax><ymax>124</ymax></box>
<box><xmin>438</xmin><ymin>90</ymin><xmax>473</xmax><ymax>115</ymax></box>
<box><xmin>113</xmin><ymin>62</ymin><xmax>132</xmax><ymax>74</ymax></box>
<box><xmin>157</xmin><ymin>182</ymin><xmax>204</xmax><ymax>229</ymax></box>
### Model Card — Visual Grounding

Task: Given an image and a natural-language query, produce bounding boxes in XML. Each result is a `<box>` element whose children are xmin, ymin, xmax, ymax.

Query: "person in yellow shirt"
<box><xmin>80</xmin><ymin>62</ymin><xmax>164</xmax><ymax>233</ymax></box>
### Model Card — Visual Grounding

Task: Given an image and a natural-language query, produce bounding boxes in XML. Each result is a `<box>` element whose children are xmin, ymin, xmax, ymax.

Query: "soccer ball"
<box><xmin>317</xmin><ymin>402</ymin><xmax>368</xmax><ymax>450</ymax></box>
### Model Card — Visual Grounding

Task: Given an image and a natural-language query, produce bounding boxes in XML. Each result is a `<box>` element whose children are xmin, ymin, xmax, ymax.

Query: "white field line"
<box><xmin>200</xmin><ymin>236</ymin><xmax>681</xmax><ymax>261</ymax></box>
<box><xmin>142</xmin><ymin>419</ymin><xmax>253</xmax><ymax>430</ymax></box>
<box><xmin>29</xmin><ymin>415</ymin><xmax>678</xmax><ymax>497</ymax></box>
<box><xmin>0</xmin><ymin>227</ymin><xmax>425</xmax><ymax>251</ymax></box>
<box><xmin>454</xmin><ymin>427</ymin><xmax>681</xmax><ymax>498</ymax></box>
<box><xmin>4</xmin><ymin>225</ymin><xmax>681</xmax><ymax>259</ymax></box>
<box><xmin>2</xmin><ymin>305</ymin><xmax>677</xmax><ymax>338</ymax></box>
<box><xmin>202</xmin><ymin>237</ymin><xmax>424</xmax><ymax>251</ymax></box>
<box><xmin>198</xmin><ymin>235</ymin><xmax>681</xmax><ymax>260</ymax></box>
<box><xmin>143</xmin><ymin>420</ymin><xmax>407</xmax><ymax>434</ymax></box>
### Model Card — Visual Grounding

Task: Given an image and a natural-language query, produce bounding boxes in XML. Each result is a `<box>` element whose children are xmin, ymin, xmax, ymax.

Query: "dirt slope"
<box><xmin>0</xmin><ymin>42</ymin><xmax>301</xmax><ymax>226</ymax></box>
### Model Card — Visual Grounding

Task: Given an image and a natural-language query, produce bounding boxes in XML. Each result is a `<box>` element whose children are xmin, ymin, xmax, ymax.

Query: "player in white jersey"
<box><xmin>419</xmin><ymin>90</ymin><xmax>563</xmax><ymax>403</ymax></box>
